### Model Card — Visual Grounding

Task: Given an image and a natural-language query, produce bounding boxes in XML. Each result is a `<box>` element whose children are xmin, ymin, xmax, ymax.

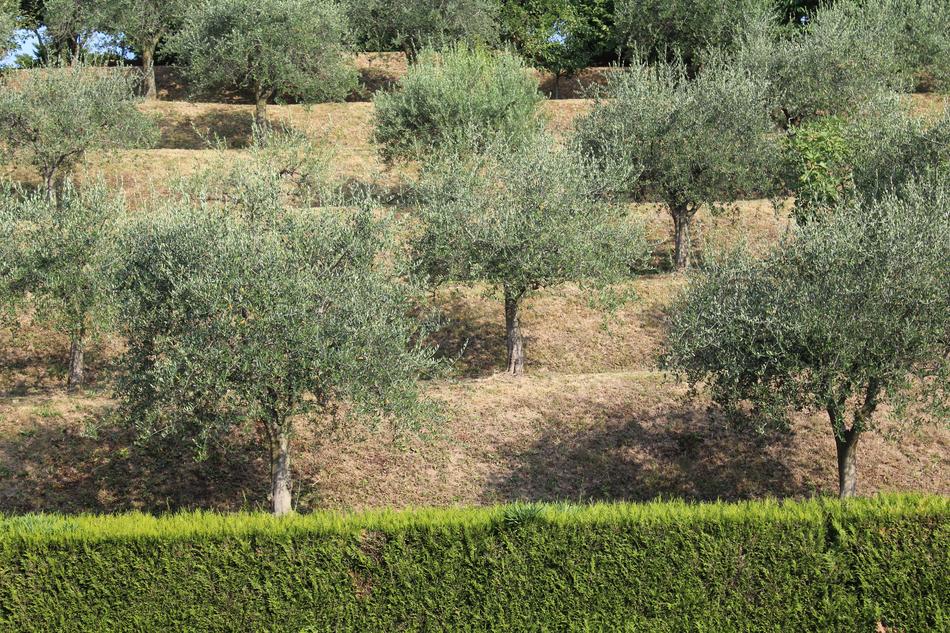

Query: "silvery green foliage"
<box><xmin>841</xmin><ymin>0</ymin><xmax>950</xmax><ymax>92</ymax></box>
<box><xmin>614</xmin><ymin>0</ymin><xmax>773</xmax><ymax>68</ymax></box>
<box><xmin>109</xmin><ymin>168</ymin><xmax>437</xmax><ymax>507</ymax></box>
<box><xmin>785</xmin><ymin>96</ymin><xmax>950</xmax><ymax>222</ymax></box>
<box><xmin>0</xmin><ymin>64</ymin><xmax>157</xmax><ymax>195</ymax></box>
<box><xmin>0</xmin><ymin>180</ymin><xmax>122</xmax><ymax>370</ymax></box>
<box><xmin>663</xmin><ymin>174</ymin><xmax>950</xmax><ymax>439</ymax></box>
<box><xmin>171</xmin><ymin>0</ymin><xmax>356</xmax><ymax>118</ymax></box>
<box><xmin>411</xmin><ymin>135</ymin><xmax>648</xmax><ymax>371</ymax></box>
<box><xmin>573</xmin><ymin>54</ymin><xmax>780</xmax><ymax>267</ymax></box>
<box><xmin>733</xmin><ymin>4</ymin><xmax>904</xmax><ymax>128</ymax></box>
<box><xmin>373</xmin><ymin>44</ymin><xmax>544</xmax><ymax>164</ymax></box>
<box><xmin>96</xmin><ymin>0</ymin><xmax>190</xmax><ymax>98</ymax></box>
<box><xmin>0</xmin><ymin>0</ymin><xmax>16</xmax><ymax>57</ymax></box>
<box><xmin>344</xmin><ymin>0</ymin><xmax>499</xmax><ymax>58</ymax></box>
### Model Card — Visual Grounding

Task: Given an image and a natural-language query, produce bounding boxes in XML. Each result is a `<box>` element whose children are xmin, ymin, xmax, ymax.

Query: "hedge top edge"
<box><xmin>1</xmin><ymin>494</ymin><xmax>945</xmax><ymax>544</ymax></box>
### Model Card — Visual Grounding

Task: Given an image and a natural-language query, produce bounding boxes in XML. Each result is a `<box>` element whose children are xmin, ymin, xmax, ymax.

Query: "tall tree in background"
<box><xmin>574</xmin><ymin>55</ymin><xmax>780</xmax><ymax>269</ymax></box>
<box><xmin>501</xmin><ymin>0</ymin><xmax>614</xmax><ymax>98</ymax></box>
<box><xmin>663</xmin><ymin>176</ymin><xmax>950</xmax><ymax>498</ymax></box>
<box><xmin>412</xmin><ymin>136</ymin><xmax>647</xmax><ymax>375</ymax></box>
<box><xmin>98</xmin><ymin>0</ymin><xmax>187</xmax><ymax>99</ymax></box>
<box><xmin>42</xmin><ymin>0</ymin><xmax>101</xmax><ymax>63</ymax></box>
<box><xmin>0</xmin><ymin>63</ymin><xmax>156</xmax><ymax>198</ymax></box>
<box><xmin>345</xmin><ymin>0</ymin><xmax>499</xmax><ymax>61</ymax></box>
<box><xmin>1</xmin><ymin>0</ymin><xmax>17</xmax><ymax>57</ymax></box>
<box><xmin>171</xmin><ymin>0</ymin><xmax>356</xmax><ymax>129</ymax></box>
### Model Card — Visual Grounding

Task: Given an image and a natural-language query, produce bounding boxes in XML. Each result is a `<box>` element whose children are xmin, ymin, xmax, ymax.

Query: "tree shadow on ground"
<box><xmin>153</xmin><ymin>109</ymin><xmax>256</xmax><ymax>150</ymax></box>
<box><xmin>0</xmin><ymin>412</ymin><xmax>268</xmax><ymax>514</ymax></box>
<box><xmin>488</xmin><ymin>398</ymin><xmax>809</xmax><ymax>503</ymax></box>
<box><xmin>427</xmin><ymin>291</ymin><xmax>510</xmax><ymax>378</ymax></box>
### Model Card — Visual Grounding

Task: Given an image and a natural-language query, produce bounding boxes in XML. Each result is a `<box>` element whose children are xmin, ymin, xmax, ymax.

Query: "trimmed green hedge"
<box><xmin>0</xmin><ymin>495</ymin><xmax>946</xmax><ymax>631</ymax></box>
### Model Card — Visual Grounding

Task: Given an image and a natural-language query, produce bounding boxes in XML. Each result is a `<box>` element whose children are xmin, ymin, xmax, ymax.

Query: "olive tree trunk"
<box><xmin>504</xmin><ymin>286</ymin><xmax>525</xmax><ymax>376</ymax></box>
<box><xmin>66</xmin><ymin>326</ymin><xmax>85</xmax><ymax>393</ymax></box>
<box><xmin>671</xmin><ymin>204</ymin><xmax>694</xmax><ymax>269</ymax></box>
<box><xmin>834</xmin><ymin>428</ymin><xmax>859</xmax><ymax>499</ymax></box>
<box><xmin>142</xmin><ymin>44</ymin><xmax>158</xmax><ymax>100</ymax></box>
<box><xmin>254</xmin><ymin>85</ymin><xmax>273</xmax><ymax>132</ymax></box>
<box><xmin>271</xmin><ymin>429</ymin><xmax>293</xmax><ymax>515</ymax></box>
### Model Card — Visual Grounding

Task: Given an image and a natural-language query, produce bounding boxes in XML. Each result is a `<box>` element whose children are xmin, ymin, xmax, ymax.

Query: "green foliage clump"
<box><xmin>345</xmin><ymin>0</ymin><xmax>499</xmax><ymax>59</ymax></box>
<box><xmin>574</xmin><ymin>55</ymin><xmax>780</xmax><ymax>268</ymax></box>
<box><xmin>171</xmin><ymin>0</ymin><xmax>357</xmax><ymax>127</ymax></box>
<box><xmin>785</xmin><ymin>97</ymin><xmax>950</xmax><ymax>222</ymax></box>
<box><xmin>0</xmin><ymin>180</ymin><xmax>123</xmax><ymax>391</ymax></box>
<box><xmin>841</xmin><ymin>0</ymin><xmax>950</xmax><ymax>93</ymax></box>
<box><xmin>614</xmin><ymin>0</ymin><xmax>773</xmax><ymax>68</ymax></box>
<box><xmin>0</xmin><ymin>495</ymin><xmax>945</xmax><ymax>631</ymax></box>
<box><xmin>0</xmin><ymin>0</ymin><xmax>16</xmax><ymax>57</ymax></box>
<box><xmin>372</xmin><ymin>44</ymin><xmax>544</xmax><ymax>164</ymax></box>
<box><xmin>734</xmin><ymin>3</ymin><xmax>902</xmax><ymax>128</ymax></box>
<box><xmin>0</xmin><ymin>63</ymin><xmax>157</xmax><ymax>197</ymax></box>
<box><xmin>662</xmin><ymin>175</ymin><xmax>950</xmax><ymax>498</ymax></box>
<box><xmin>785</xmin><ymin>116</ymin><xmax>855</xmax><ymax>224</ymax></box>
<box><xmin>109</xmin><ymin>163</ymin><xmax>436</xmax><ymax>515</ymax></box>
<box><xmin>412</xmin><ymin>135</ymin><xmax>647</xmax><ymax>374</ymax></box>
<box><xmin>500</xmin><ymin>0</ymin><xmax>614</xmax><ymax>97</ymax></box>
<box><xmin>96</xmin><ymin>0</ymin><xmax>189</xmax><ymax>99</ymax></box>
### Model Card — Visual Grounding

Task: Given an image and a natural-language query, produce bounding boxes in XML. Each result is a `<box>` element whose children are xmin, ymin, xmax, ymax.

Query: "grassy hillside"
<box><xmin>0</xmin><ymin>96</ymin><xmax>947</xmax><ymax>514</ymax></box>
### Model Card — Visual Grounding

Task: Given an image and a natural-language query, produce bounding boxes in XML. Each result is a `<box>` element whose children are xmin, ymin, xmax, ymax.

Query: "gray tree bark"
<box><xmin>142</xmin><ymin>45</ymin><xmax>158</xmax><ymax>101</ymax></box>
<box><xmin>672</xmin><ymin>206</ymin><xmax>692</xmax><ymax>269</ymax></box>
<box><xmin>504</xmin><ymin>287</ymin><xmax>525</xmax><ymax>376</ymax></box>
<box><xmin>834</xmin><ymin>428</ymin><xmax>859</xmax><ymax>499</ymax></box>
<box><xmin>271</xmin><ymin>430</ymin><xmax>293</xmax><ymax>516</ymax></box>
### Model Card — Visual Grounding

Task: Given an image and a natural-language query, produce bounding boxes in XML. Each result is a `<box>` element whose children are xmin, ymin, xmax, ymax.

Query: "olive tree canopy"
<box><xmin>412</xmin><ymin>135</ymin><xmax>648</xmax><ymax>375</ymax></box>
<box><xmin>0</xmin><ymin>63</ymin><xmax>157</xmax><ymax>197</ymax></box>
<box><xmin>662</xmin><ymin>175</ymin><xmax>950</xmax><ymax>498</ymax></box>
<box><xmin>171</xmin><ymin>0</ymin><xmax>357</xmax><ymax>128</ymax></box>
<box><xmin>573</xmin><ymin>55</ymin><xmax>780</xmax><ymax>269</ymax></box>
<box><xmin>0</xmin><ymin>180</ymin><xmax>122</xmax><ymax>392</ymax></box>
<box><xmin>110</xmin><ymin>172</ymin><xmax>436</xmax><ymax>515</ymax></box>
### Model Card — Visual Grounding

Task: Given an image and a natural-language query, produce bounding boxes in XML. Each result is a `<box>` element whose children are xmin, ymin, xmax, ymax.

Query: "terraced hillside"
<box><xmin>0</xmin><ymin>95</ymin><xmax>947</xmax><ymax>514</ymax></box>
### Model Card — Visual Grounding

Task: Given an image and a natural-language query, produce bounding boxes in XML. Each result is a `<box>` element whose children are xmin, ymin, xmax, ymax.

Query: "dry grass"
<box><xmin>0</xmin><ymin>96</ymin><xmax>946</xmax><ymax>515</ymax></box>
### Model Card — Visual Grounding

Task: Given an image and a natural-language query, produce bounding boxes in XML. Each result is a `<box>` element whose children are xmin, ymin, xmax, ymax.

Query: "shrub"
<box><xmin>0</xmin><ymin>495</ymin><xmax>945</xmax><ymax>631</ymax></box>
<box><xmin>372</xmin><ymin>44</ymin><xmax>544</xmax><ymax>164</ymax></box>
<box><xmin>0</xmin><ymin>63</ymin><xmax>157</xmax><ymax>198</ymax></box>
<box><xmin>171</xmin><ymin>0</ymin><xmax>357</xmax><ymax>128</ymax></box>
<box><xmin>614</xmin><ymin>0</ymin><xmax>773</xmax><ymax>68</ymax></box>
<box><xmin>662</xmin><ymin>175</ymin><xmax>950</xmax><ymax>498</ymax></box>
<box><xmin>573</xmin><ymin>54</ymin><xmax>781</xmax><ymax>268</ymax></box>
<box><xmin>344</xmin><ymin>0</ymin><xmax>499</xmax><ymax>59</ymax></box>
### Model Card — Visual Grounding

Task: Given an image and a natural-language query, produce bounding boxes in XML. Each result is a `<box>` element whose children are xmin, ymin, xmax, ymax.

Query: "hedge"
<box><xmin>0</xmin><ymin>495</ymin><xmax>946</xmax><ymax>631</ymax></box>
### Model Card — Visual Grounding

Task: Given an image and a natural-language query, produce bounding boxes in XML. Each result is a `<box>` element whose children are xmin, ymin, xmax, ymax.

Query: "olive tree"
<box><xmin>734</xmin><ymin>4</ymin><xmax>901</xmax><ymax>129</ymax></box>
<box><xmin>171</xmin><ymin>0</ymin><xmax>357</xmax><ymax>129</ymax></box>
<box><xmin>0</xmin><ymin>180</ymin><xmax>122</xmax><ymax>392</ymax></box>
<box><xmin>373</xmin><ymin>44</ymin><xmax>544</xmax><ymax>164</ymax></box>
<box><xmin>662</xmin><ymin>176</ymin><xmax>950</xmax><ymax>498</ymax></box>
<box><xmin>110</xmin><ymin>180</ymin><xmax>435</xmax><ymax>515</ymax></box>
<box><xmin>96</xmin><ymin>0</ymin><xmax>188</xmax><ymax>99</ymax></box>
<box><xmin>345</xmin><ymin>0</ymin><xmax>499</xmax><ymax>60</ymax></box>
<box><xmin>412</xmin><ymin>136</ymin><xmax>648</xmax><ymax>375</ymax></box>
<box><xmin>573</xmin><ymin>56</ymin><xmax>780</xmax><ymax>268</ymax></box>
<box><xmin>614</xmin><ymin>0</ymin><xmax>772</xmax><ymax>68</ymax></box>
<box><xmin>786</xmin><ymin>97</ymin><xmax>950</xmax><ymax>222</ymax></box>
<box><xmin>0</xmin><ymin>63</ymin><xmax>157</xmax><ymax>198</ymax></box>
<box><xmin>42</xmin><ymin>0</ymin><xmax>101</xmax><ymax>63</ymax></box>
